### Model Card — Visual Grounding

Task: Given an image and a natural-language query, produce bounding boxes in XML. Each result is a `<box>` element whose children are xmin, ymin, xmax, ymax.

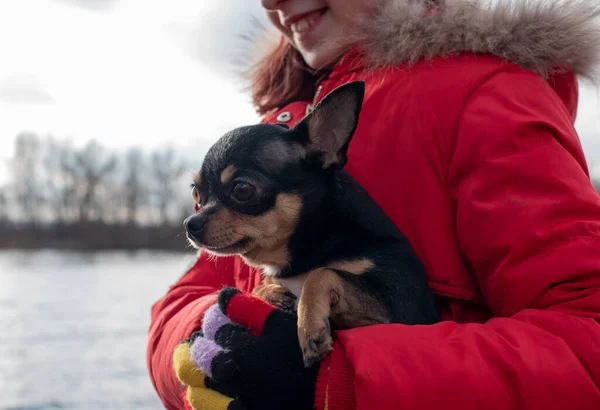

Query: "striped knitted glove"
<box><xmin>173</xmin><ymin>330</ymin><xmax>244</xmax><ymax>410</ymax></box>
<box><xmin>173</xmin><ymin>287</ymin><xmax>320</xmax><ymax>410</ymax></box>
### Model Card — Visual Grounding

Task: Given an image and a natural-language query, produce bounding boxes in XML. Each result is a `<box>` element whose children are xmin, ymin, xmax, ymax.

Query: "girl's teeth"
<box><xmin>294</xmin><ymin>20</ymin><xmax>310</xmax><ymax>32</ymax></box>
<box><xmin>291</xmin><ymin>15</ymin><xmax>318</xmax><ymax>33</ymax></box>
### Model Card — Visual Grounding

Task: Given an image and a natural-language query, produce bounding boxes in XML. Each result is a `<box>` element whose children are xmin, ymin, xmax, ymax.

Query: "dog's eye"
<box><xmin>191</xmin><ymin>186</ymin><xmax>201</xmax><ymax>204</ymax></box>
<box><xmin>231</xmin><ymin>182</ymin><xmax>256</xmax><ymax>202</ymax></box>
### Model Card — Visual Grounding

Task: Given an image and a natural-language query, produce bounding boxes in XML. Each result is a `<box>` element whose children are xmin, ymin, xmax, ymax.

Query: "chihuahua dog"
<box><xmin>184</xmin><ymin>81</ymin><xmax>439</xmax><ymax>366</ymax></box>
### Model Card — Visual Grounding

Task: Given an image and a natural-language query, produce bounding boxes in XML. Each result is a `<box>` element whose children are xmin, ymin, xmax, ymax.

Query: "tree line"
<box><xmin>0</xmin><ymin>132</ymin><xmax>199</xmax><ymax>251</ymax></box>
<box><xmin>0</xmin><ymin>132</ymin><xmax>599</xmax><ymax>252</ymax></box>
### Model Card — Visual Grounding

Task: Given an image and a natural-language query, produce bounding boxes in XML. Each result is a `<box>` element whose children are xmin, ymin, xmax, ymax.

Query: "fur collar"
<box><xmin>348</xmin><ymin>0</ymin><xmax>600</xmax><ymax>80</ymax></box>
<box><xmin>246</xmin><ymin>0</ymin><xmax>600</xmax><ymax>81</ymax></box>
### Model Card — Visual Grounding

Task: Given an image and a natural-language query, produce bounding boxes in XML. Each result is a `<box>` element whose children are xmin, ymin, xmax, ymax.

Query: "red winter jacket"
<box><xmin>147</xmin><ymin>1</ymin><xmax>600</xmax><ymax>409</ymax></box>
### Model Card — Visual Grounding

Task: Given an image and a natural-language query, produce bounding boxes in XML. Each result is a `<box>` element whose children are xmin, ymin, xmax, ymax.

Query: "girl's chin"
<box><xmin>299</xmin><ymin>45</ymin><xmax>351</xmax><ymax>70</ymax></box>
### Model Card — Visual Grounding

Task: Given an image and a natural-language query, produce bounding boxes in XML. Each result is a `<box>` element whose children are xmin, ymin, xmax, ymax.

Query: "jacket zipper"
<box><xmin>306</xmin><ymin>84</ymin><xmax>323</xmax><ymax>115</ymax></box>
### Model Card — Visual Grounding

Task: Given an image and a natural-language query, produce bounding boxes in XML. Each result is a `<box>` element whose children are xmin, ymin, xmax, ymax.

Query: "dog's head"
<box><xmin>184</xmin><ymin>81</ymin><xmax>365</xmax><ymax>268</ymax></box>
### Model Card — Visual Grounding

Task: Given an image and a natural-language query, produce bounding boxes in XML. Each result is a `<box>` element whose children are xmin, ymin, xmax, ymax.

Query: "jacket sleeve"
<box><xmin>146</xmin><ymin>251</ymin><xmax>240</xmax><ymax>410</ymax></box>
<box><xmin>316</xmin><ymin>69</ymin><xmax>600</xmax><ymax>410</ymax></box>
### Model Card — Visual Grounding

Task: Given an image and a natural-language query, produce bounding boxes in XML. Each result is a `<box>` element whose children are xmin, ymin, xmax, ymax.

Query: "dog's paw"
<box><xmin>252</xmin><ymin>284</ymin><xmax>297</xmax><ymax>312</ymax></box>
<box><xmin>298</xmin><ymin>317</ymin><xmax>332</xmax><ymax>368</ymax></box>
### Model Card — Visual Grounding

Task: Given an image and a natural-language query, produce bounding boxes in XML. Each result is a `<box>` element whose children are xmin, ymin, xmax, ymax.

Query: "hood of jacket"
<box><xmin>350</xmin><ymin>0</ymin><xmax>600</xmax><ymax>80</ymax></box>
<box><xmin>248</xmin><ymin>0</ymin><xmax>600</xmax><ymax>81</ymax></box>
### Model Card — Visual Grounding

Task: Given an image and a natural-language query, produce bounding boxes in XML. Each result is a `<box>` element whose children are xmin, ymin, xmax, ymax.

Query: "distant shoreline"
<box><xmin>0</xmin><ymin>244</ymin><xmax>191</xmax><ymax>252</ymax></box>
<box><xmin>0</xmin><ymin>222</ymin><xmax>191</xmax><ymax>252</ymax></box>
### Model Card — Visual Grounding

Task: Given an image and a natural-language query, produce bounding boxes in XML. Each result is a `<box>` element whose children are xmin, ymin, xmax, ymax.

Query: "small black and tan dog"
<box><xmin>184</xmin><ymin>81</ymin><xmax>439</xmax><ymax>366</ymax></box>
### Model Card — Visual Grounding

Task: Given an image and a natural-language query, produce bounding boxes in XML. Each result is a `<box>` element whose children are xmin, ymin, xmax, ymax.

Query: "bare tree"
<box><xmin>152</xmin><ymin>147</ymin><xmax>186</xmax><ymax>225</ymax></box>
<box><xmin>74</xmin><ymin>140</ymin><xmax>117</xmax><ymax>222</ymax></box>
<box><xmin>38</xmin><ymin>136</ymin><xmax>63</xmax><ymax>223</ymax></box>
<box><xmin>124</xmin><ymin>148</ymin><xmax>145</xmax><ymax>225</ymax></box>
<box><xmin>1</xmin><ymin>134</ymin><xmax>196</xmax><ymax>250</ymax></box>
<box><xmin>57</xmin><ymin>140</ymin><xmax>78</xmax><ymax>223</ymax></box>
<box><xmin>0</xmin><ymin>188</ymin><xmax>7</xmax><ymax>223</ymax></box>
<box><xmin>12</xmin><ymin>132</ymin><xmax>42</xmax><ymax>225</ymax></box>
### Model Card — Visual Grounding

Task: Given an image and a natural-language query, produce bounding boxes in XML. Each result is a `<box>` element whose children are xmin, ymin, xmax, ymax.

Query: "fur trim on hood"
<box><xmin>242</xmin><ymin>0</ymin><xmax>600</xmax><ymax>82</ymax></box>
<box><xmin>349</xmin><ymin>0</ymin><xmax>600</xmax><ymax>80</ymax></box>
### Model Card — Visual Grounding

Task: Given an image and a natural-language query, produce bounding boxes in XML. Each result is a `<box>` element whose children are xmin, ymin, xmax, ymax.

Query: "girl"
<box><xmin>148</xmin><ymin>1</ymin><xmax>600</xmax><ymax>409</ymax></box>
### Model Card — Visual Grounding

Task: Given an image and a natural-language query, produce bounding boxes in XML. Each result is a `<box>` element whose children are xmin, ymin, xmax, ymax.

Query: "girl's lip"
<box><xmin>282</xmin><ymin>7</ymin><xmax>327</xmax><ymax>28</ymax></box>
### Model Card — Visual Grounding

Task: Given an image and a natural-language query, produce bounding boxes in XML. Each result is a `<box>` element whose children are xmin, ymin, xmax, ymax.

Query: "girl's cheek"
<box><xmin>267</xmin><ymin>11</ymin><xmax>287</xmax><ymax>35</ymax></box>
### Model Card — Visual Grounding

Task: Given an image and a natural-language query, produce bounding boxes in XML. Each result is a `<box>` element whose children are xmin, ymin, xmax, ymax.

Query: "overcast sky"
<box><xmin>0</xmin><ymin>0</ymin><xmax>266</xmax><ymax>180</ymax></box>
<box><xmin>0</xmin><ymin>0</ymin><xmax>599</xmax><ymax>181</ymax></box>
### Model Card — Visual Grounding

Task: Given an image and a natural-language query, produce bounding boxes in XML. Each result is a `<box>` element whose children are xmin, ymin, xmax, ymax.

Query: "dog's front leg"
<box><xmin>296</xmin><ymin>268</ymin><xmax>343</xmax><ymax>367</ymax></box>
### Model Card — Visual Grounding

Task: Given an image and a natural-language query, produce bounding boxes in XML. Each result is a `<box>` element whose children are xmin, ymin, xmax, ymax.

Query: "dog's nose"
<box><xmin>185</xmin><ymin>214</ymin><xmax>209</xmax><ymax>239</ymax></box>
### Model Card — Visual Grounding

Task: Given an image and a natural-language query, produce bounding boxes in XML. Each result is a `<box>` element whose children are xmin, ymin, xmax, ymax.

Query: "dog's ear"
<box><xmin>294</xmin><ymin>81</ymin><xmax>365</xmax><ymax>169</ymax></box>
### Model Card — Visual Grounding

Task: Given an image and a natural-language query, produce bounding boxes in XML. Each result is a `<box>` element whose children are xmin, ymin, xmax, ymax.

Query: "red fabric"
<box><xmin>316</xmin><ymin>342</ymin><xmax>357</xmax><ymax>410</ymax></box>
<box><xmin>225</xmin><ymin>292</ymin><xmax>275</xmax><ymax>335</ymax></box>
<box><xmin>147</xmin><ymin>50</ymin><xmax>600</xmax><ymax>409</ymax></box>
<box><xmin>314</xmin><ymin>353</ymin><xmax>331</xmax><ymax>410</ymax></box>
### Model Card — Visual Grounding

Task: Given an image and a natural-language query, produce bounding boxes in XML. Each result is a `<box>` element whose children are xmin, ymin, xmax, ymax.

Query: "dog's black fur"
<box><xmin>185</xmin><ymin>81</ymin><xmax>439</xmax><ymax>366</ymax></box>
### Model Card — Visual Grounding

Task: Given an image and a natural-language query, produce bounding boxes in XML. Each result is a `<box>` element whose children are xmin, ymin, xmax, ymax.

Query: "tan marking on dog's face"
<box><xmin>194</xmin><ymin>171</ymin><xmax>202</xmax><ymax>187</ymax></box>
<box><xmin>202</xmin><ymin>193</ymin><xmax>302</xmax><ymax>265</ymax></box>
<box><xmin>220</xmin><ymin>165</ymin><xmax>236</xmax><ymax>184</ymax></box>
<box><xmin>328</xmin><ymin>259</ymin><xmax>375</xmax><ymax>275</ymax></box>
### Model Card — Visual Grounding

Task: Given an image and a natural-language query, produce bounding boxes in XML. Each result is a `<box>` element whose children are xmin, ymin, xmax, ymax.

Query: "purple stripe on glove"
<box><xmin>190</xmin><ymin>337</ymin><xmax>224</xmax><ymax>378</ymax></box>
<box><xmin>202</xmin><ymin>303</ymin><xmax>233</xmax><ymax>340</ymax></box>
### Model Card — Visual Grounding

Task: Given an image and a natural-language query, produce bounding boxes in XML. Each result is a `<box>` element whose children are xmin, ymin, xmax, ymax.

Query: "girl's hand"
<box><xmin>173</xmin><ymin>287</ymin><xmax>320</xmax><ymax>410</ymax></box>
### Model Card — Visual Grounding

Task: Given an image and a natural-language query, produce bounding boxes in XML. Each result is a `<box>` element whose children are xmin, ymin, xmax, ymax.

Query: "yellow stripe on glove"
<box><xmin>173</xmin><ymin>341</ymin><xmax>243</xmax><ymax>410</ymax></box>
<box><xmin>174</xmin><ymin>342</ymin><xmax>206</xmax><ymax>387</ymax></box>
<box><xmin>187</xmin><ymin>385</ymin><xmax>239</xmax><ymax>410</ymax></box>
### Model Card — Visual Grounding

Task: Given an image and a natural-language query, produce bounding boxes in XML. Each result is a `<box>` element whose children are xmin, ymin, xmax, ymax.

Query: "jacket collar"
<box><xmin>339</xmin><ymin>0</ymin><xmax>600</xmax><ymax>81</ymax></box>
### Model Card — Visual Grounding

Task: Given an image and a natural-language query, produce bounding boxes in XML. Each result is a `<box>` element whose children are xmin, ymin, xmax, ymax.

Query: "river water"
<box><xmin>0</xmin><ymin>250</ymin><xmax>197</xmax><ymax>410</ymax></box>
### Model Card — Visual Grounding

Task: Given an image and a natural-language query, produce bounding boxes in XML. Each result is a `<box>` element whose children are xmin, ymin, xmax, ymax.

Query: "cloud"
<box><xmin>163</xmin><ymin>2</ymin><xmax>273</xmax><ymax>78</ymax></box>
<box><xmin>55</xmin><ymin>0</ymin><xmax>116</xmax><ymax>12</ymax></box>
<box><xmin>0</xmin><ymin>73</ymin><xmax>55</xmax><ymax>104</ymax></box>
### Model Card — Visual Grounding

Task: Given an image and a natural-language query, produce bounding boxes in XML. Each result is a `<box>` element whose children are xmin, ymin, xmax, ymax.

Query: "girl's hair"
<box><xmin>246</xmin><ymin>1</ymin><xmax>445</xmax><ymax>116</ymax></box>
<box><xmin>247</xmin><ymin>37</ymin><xmax>322</xmax><ymax>116</ymax></box>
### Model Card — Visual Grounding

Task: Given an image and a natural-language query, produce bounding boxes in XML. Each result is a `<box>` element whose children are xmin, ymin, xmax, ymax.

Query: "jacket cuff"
<box><xmin>314</xmin><ymin>341</ymin><xmax>356</xmax><ymax>410</ymax></box>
